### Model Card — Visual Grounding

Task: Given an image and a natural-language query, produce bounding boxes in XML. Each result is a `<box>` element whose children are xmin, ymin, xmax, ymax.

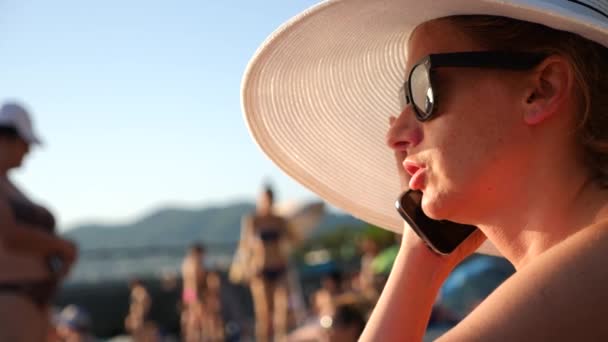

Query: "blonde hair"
<box><xmin>447</xmin><ymin>15</ymin><xmax>608</xmax><ymax>187</ymax></box>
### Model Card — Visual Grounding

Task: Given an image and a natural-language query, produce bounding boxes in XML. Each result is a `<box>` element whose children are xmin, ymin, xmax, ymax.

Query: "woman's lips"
<box><xmin>403</xmin><ymin>160</ymin><xmax>426</xmax><ymax>190</ymax></box>
<box><xmin>403</xmin><ymin>161</ymin><xmax>421</xmax><ymax>176</ymax></box>
<box><xmin>408</xmin><ymin>168</ymin><xmax>426</xmax><ymax>190</ymax></box>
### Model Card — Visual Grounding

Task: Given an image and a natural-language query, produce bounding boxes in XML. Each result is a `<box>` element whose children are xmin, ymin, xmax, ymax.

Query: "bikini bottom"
<box><xmin>259</xmin><ymin>266</ymin><xmax>287</xmax><ymax>283</ymax></box>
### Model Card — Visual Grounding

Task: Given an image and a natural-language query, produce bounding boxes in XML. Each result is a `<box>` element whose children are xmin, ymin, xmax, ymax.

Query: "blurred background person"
<box><xmin>55</xmin><ymin>304</ymin><xmax>96</xmax><ymax>342</ymax></box>
<box><xmin>357</xmin><ymin>233</ymin><xmax>381</xmax><ymax>302</ymax></box>
<box><xmin>200</xmin><ymin>271</ymin><xmax>225</xmax><ymax>341</ymax></box>
<box><xmin>237</xmin><ymin>183</ymin><xmax>300</xmax><ymax>341</ymax></box>
<box><xmin>320</xmin><ymin>303</ymin><xmax>365</xmax><ymax>342</ymax></box>
<box><xmin>180</xmin><ymin>242</ymin><xmax>206</xmax><ymax>341</ymax></box>
<box><xmin>287</xmin><ymin>269</ymin><xmax>349</xmax><ymax>342</ymax></box>
<box><xmin>124</xmin><ymin>278</ymin><xmax>151</xmax><ymax>340</ymax></box>
<box><xmin>0</xmin><ymin>101</ymin><xmax>77</xmax><ymax>341</ymax></box>
<box><xmin>312</xmin><ymin>270</ymin><xmax>345</xmax><ymax>319</ymax></box>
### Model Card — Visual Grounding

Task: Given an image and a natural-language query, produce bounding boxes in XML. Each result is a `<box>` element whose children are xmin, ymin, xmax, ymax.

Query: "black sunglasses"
<box><xmin>401</xmin><ymin>51</ymin><xmax>547</xmax><ymax>121</ymax></box>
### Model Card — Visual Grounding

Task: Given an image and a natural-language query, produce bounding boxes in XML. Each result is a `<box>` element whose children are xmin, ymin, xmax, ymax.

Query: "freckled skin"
<box><xmin>402</xmin><ymin>20</ymin><xmax>534</xmax><ymax>223</ymax></box>
<box><xmin>375</xmin><ymin>15</ymin><xmax>608</xmax><ymax>342</ymax></box>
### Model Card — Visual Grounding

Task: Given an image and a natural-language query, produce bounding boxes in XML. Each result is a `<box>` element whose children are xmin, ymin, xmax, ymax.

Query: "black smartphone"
<box><xmin>395</xmin><ymin>190</ymin><xmax>477</xmax><ymax>255</ymax></box>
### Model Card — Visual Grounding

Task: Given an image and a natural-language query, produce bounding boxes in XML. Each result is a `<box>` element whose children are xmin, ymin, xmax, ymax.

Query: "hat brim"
<box><xmin>241</xmin><ymin>0</ymin><xmax>608</xmax><ymax>256</ymax></box>
<box><xmin>21</xmin><ymin>132</ymin><xmax>42</xmax><ymax>146</ymax></box>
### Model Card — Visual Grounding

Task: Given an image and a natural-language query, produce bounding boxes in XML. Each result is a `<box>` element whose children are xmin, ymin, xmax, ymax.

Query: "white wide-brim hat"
<box><xmin>241</xmin><ymin>0</ymin><xmax>608</xmax><ymax>256</ymax></box>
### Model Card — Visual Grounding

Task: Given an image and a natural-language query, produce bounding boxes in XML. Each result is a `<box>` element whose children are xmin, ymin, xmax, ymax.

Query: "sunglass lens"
<box><xmin>411</xmin><ymin>64</ymin><xmax>434</xmax><ymax>120</ymax></box>
<box><xmin>399</xmin><ymin>83</ymin><xmax>410</xmax><ymax>112</ymax></box>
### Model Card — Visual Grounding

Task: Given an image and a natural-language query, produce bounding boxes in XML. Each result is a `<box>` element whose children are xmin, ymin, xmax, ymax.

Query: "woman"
<box><xmin>180</xmin><ymin>243</ymin><xmax>206</xmax><ymax>341</ymax></box>
<box><xmin>242</xmin><ymin>0</ymin><xmax>608</xmax><ymax>340</ymax></box>
<box><xmin>0</xmin><ymin>102</ymin><xmax>77</xmax><ymax>341</ymax></box>
<box><xmin>321</xmin><ymin>303</ymin><xmax>366</xmax><ymax>342</ymax></box>
<box><xmin>200</xmin><ymin>271</ymin><xmax>225</xmax><ymax>341</ymax></box>
<box><xmin>238</xmin><ymin>184</ymin><xmax>299</xmax><ymax>341</ymax></box>
<box><xmin>124</xmin><ymin>278</ymin><xmax>151</xmax><ymax>339</ymax></box>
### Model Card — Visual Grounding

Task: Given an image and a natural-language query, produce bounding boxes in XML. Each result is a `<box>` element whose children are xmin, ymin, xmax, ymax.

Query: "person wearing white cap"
<box><xmin>0</xmin><ymin>101</ymin><xmax>77</xmax><ymax>341</ymax></box>
<box><xmin>55</xmin><ymin>304</ymin><xmax>97</xmax><ymax>341</ymax></box>
<box><xmin>242</xmin><ymin>0</ymin><xmax>608</xmax><ymax>340</ymax></box>
<box><xmin>0</xmin><ymin>102</ymin><xmax>43</xmax><ymax>146</ymax></box>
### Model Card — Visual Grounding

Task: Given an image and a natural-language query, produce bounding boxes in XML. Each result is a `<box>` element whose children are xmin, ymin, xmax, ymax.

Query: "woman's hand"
<box><xmin>361</xmin><ymin>117</ymin><xmax>489</xmax><ymax>341</ymax></box>
<box><xmin>388</xmin><ymin>116</ymin><xmax>486</xmax><ymax>269</ymax></box>
<box><xmin>402</xmin><ymin>221</ymin><xmax>487</xmax><ymax>273</ymax></box>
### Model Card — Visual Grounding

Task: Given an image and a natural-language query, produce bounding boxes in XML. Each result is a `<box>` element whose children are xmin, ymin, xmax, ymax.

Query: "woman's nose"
<box><xmin>386</xmin><ymin>108</ymin><xmax>422</xmax><ymax>153</ymax></box>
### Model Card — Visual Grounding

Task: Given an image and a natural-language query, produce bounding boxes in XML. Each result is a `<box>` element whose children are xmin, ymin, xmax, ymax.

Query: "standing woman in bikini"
<box><xmin>238</xmin><ymin>184</ymin><xmax>299</xmax><ymax>341</ymax></box>
<box><xmin>0</xmin><ymin>102</ymin><xmax>77</xmax><ymax>341</ymax></box>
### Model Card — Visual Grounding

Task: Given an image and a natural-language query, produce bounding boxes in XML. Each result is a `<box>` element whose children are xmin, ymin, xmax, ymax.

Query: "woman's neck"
<box><xmin>479</xmin><ymin>170</ymin><xmax>608</xmax><ymax>270</ymax></box>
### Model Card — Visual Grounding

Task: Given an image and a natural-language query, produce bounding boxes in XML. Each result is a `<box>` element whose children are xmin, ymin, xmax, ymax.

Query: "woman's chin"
<box><xmin>421</xmin><ymin>190</ymin><xmax>456</xmax><ymax>221</ymax></box>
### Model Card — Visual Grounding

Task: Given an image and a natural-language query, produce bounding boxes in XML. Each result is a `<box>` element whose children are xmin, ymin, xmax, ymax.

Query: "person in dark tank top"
<box><xmin>0</xmin><ymin>102</ymin><xmax>77</xmax><ymax>341</ymax></box>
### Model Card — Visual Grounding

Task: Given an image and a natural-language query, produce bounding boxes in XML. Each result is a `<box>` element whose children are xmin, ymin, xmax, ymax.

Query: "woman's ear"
<box><xmin>522</xmin><ymin>56</ymin><xmax>574</xmax><ymax>125</ymax></box>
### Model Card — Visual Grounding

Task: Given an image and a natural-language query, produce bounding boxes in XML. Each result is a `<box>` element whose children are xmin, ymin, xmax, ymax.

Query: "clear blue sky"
<box><xmin>0</xmin><ymin>0</ymin><xmax>323</xmax><ymax>230</ymax></box>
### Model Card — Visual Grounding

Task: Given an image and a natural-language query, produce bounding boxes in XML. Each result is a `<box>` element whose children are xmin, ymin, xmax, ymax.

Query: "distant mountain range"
<box><xmin>62</xmin><ymin>202</ymin><xmax>365</xmax><ymax>250</ymax></box>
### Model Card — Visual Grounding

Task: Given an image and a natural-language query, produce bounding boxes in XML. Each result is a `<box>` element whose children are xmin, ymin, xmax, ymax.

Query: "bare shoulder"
<box><xmin>440</xmin><ymin>221</ymin><xmax>608</xmax><ymax>341</ymax></box>
<box><xmin>561</xmin><ymin>218</ymin><xmax>608</xmax><ymax>256</ymax></box>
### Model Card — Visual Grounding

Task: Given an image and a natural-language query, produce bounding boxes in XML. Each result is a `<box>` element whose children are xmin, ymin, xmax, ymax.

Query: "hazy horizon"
<box><xmin>60</xmin><ymin>194</ymin><xmax>331</xmax><ymax>232</ymax></box>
